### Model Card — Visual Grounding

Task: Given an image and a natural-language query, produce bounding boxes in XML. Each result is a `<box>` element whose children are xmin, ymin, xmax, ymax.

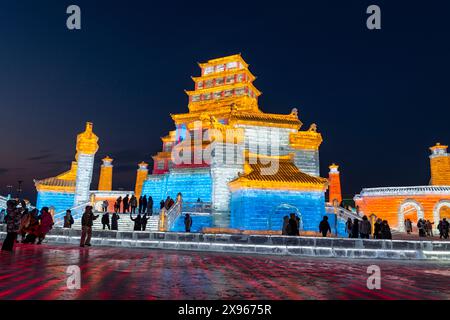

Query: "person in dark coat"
<box><xmin>80</xmin><ymin>206</ymin><xmax>99</xmax><ymax>247</ymax></box>
<box><xmin>319</xmin><ymin>216</ymin><xmax>331</xmax><ymax>237</ymax></box>
<box><xmin>138</xmin><ymin>196</ymin><xmax>143</xmax><ymax>214</ymax></box>
<box><xmin>282</xmin><ymin>216</ymin><xmax>289</xmax><ymax>235</ymax></box>
<box><xmin>437</xmin><ymin>218</ymin><xmax>449</xmax><ymax>239</ymax></box>
<box><xmin>141</xmin><ymin>213</ymin><xmax>149</xmax><ymax>231</ymax></box>
<box><xmin>1</xmin><ymin>200</ymin><xmax>21</xmax><ymax>252</ymax></box>
<box><xmin>373</xmin><ymin>218</ymin><xmax>382</xmax><ymax>239</ymax></box>
<box><xmin>417</xmin><ymin>219</ymin><xmax>426</xmax><ymax>237</ymax></box>
<box><xmin>130</xmin><ymin>195</ymin><xmax>138</xmax><ymax>214</ymax></box>
<box><xmin>115</xmin><ymin>196</ymin><xmax>122</xmax><ymax>213</ymax></box>
<box><xmin>147</xmin><ymin>196</ymin><xmax>153</xmax><ymax>215</ymax></box>
<box><xmin>184</xmin><ymin>213</ymin><xmax>193</xmax><ymax>232</ymax></box>
<box><xmin>101</xmin><ymin>212</ymin><xmax>110</xmax><ymax>230</ymax></box>
<box><xmin>130</xmin><ymin>213</ymin><xmax>142</xmax><ymax>231</ymax></box>
<box><xmin>111</xmin><ymin>212</ymin><xmax>120</xmax><ymax>231</ymax></box>
<box><xmin>63</xmin><ymin>210</ymin><xmax>74</xmax><ymax>228</ymax></box>
<box><xmin>142</xmin><ymin>195</ymin><xmax>148</xmax><ymax>214</ymax></box>
<box><xmin>351</xmin><ymin>218</ymin><xmax>359</xmax><ymax>238</ymax></box>
<box><xmin>122</xmin><ymin>195</ymin><xmax>130</xmax><ymax>213</ymax></box>
<box><xmin>381</xmin><ymin>220</ymin><xmax>392</xmax><ymax>239</ymax></box>
<box><xmin>287</xmin><ymin>213</ymin><xmax>299</xmax><ymax>236</ymax></box>
<box><xmin>160</xmin><ymin>200</ymin><xmax>165</xmax><ymax>210</ymax></box>
<box><xmin>345</xmin><ymin>218</ymin><xmax>353</xmax><ymax>238</ymax></box>
<box><xmin>359</xmin><ymin>215</ymin><xmax>372</xmax><ymax>239</ymax></box>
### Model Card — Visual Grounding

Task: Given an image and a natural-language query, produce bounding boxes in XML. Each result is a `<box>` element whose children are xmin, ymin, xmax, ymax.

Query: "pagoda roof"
<box><xmin>35</xmin><ymin>176</ymin><xmax>76</xmax><ymax>189</ymax></box>
<box><xmin>229</xmin><ymin>153</ymin><xmax>328</xmax><ymax>192</ymax></box>
<box><xmin>198</xmin><ymin>54</ymin><xmax>248</xmax><ymax>69</ymax></box>
<box><xmin>34</xmin><ymin>162</ymin><xmax>77</xmax><ymax>192</ymax></box>
<box><xmin>229</xmin><ymin>111</ymin><xmax>301</xmax><ymax>129</ymax></box>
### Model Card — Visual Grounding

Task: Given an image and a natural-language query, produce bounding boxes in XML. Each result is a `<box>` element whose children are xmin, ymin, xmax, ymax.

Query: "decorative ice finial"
<box><xmin>308</xmin><ymin>123</ymin><xmax>317</xmax><ymax>132</ymax></box>
<box><xmin>76</xmin><ymin>122</ymin><xmax>99</xmax><ymax>155</ymax></box>
<box><xmin>290</xmin><ymin>108</ymin><xmax>298</xmax><ymax>117</ymax></box>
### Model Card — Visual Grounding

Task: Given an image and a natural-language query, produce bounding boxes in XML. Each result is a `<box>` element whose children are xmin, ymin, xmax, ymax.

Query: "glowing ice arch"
<box><xmin>267</xmin><ymin>203</ymin><xmax>303</xmax><ymax>231</ymax></box>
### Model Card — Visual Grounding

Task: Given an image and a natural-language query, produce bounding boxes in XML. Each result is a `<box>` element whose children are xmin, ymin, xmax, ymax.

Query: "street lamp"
<box><xmin>6</xmin><ymin>185</ymin><xmax>13</xmax><ymax>197</ymax></box>
<box><xmin>17</xmin><ymin>180</ymin><xmax>23</xmax><ymax>199</ymax></box>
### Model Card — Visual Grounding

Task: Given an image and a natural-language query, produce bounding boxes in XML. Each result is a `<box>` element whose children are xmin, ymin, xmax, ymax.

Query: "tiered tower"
<box><xmin>74</xmin><ymin>122</ymin><xmax>99</xmax><ymax>206</ymax></box>
<box><xmin>430</xmin><ymin>143</ymin><xmax>450</xmax><ymax>185</ymax></box>
<box><xmin>98</xmin><ymin>156</ymin><xmax>113</xmax><ymax>191</ymax></box>
<box><xmin>141</xmin><ymin>54</ymin><xmax>329</xmax><ymax>233</ymax></box>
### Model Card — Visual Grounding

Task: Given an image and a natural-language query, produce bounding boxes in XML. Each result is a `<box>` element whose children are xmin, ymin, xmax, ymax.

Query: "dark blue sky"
<box><xmin>1</xmin><ymin>0</ymin><xmax>449</xmax><ymax>201</ymax></box>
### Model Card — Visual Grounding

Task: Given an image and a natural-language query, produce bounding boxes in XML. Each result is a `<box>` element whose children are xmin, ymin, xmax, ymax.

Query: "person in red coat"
<box><xmin>37</xmin><ymin>207</ymin><xmax>54</xmax><ymax>244</ymax></box>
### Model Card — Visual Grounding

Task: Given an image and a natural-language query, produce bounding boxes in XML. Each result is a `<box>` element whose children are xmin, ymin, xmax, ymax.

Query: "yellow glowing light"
<box><xmin>289</xmin><ymin>124</ymin><xmax>323</xmax><ymax>150</ymax></box>
<box><xmin>98</xmin><ymin>156</ymin><xmax>113</xmax><ymax>191</ymax></box>
<box><xmin>76</xmin><ymin>122</ymin><xmax>99</xmax><ymax>156</ymax></box>
<box><xmin>134</xmin><ymin>162</ymin><xmax>149</xmax><ymax>198</ymax></box>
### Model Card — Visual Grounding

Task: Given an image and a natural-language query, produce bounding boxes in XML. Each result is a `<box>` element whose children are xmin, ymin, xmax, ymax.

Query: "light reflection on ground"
<box><xmin>0</xmin><ymin>243</ymin><xmax>449</xmax><ymax>300</ymax></box>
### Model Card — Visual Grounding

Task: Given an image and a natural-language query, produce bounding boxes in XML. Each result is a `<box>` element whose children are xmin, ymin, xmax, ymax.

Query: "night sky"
<box><xmin>1</xmin><ymin>0</ymin><xmax>449</xmax><ymax>202</ymax></box>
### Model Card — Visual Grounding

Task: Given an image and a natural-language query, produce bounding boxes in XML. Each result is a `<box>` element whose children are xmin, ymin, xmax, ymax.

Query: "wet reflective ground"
<box><xmin>0</xmin><ymin>243</ymin><xmax>449</xmax><ymax>300</ymax></box>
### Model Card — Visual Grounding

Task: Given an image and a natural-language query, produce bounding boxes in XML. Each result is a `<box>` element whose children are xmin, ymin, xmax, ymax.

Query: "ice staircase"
<box><xmin>72</xmin><ymin>213</ymin><xmax>160</xmax><ymax>231</ymax></box>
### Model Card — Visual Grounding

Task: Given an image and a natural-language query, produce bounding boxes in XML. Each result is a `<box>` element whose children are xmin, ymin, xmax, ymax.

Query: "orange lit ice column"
<box><xmin>74</xmin><ymin>122</ymin><xmax>99</xmax><ymax>206</ymax></box>
<box><xmin>135</xmin><ymin>162</ymin><xmax>149</xmax><ymax>198</ymax></box>
<box><xmin>328</xmin><ymin>163</ymin><xmax>342</xmax><ymax>205</ymax></box>
<box><xmin>98</xmin><ymin>156</ymin><xmax>113</xmax><ymax>191</ymax></box>
<box><xmin>430</xmin><ymin>143</ymin><xmax>450</xmax><ymax>185</ymax></box>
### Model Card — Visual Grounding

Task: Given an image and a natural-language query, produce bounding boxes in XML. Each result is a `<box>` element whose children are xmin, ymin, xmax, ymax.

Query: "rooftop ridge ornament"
<box><xmin>308</xmin><ymin>123</ymin><xmax>317</xmax><ymax>132</ymax></box>
<box><xmin>290</xmin><ymin>108</ymin><xmax>298</xmax><ymax>118</ymax></box>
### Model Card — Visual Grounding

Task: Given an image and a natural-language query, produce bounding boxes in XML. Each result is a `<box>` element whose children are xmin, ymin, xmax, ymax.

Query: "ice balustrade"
<box><xmin>325</xmin><ymin>205</ymin><xmax>362</xmax><ymax>221</ymax></box>
<box><xmin>0</xmin><ymin>195</ymin><xmax>8</xmax><ymax>210</ymax></box>
<box><xmin>53</xmin><ymin>201</ymin><xmax>91</xmax><ymax>227</ymax></box>
<box><xmin>161</xmin><ymin>194</ymin><xmax>213</xmax><ymax>231</ymax></box>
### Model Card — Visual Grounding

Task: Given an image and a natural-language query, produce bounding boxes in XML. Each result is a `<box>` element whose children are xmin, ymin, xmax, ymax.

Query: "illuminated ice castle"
<box><xmin>141</xmin><ymin>54</ymin><xmax>332</xmax><ymax>232</ymax></box>
<box><xmin>34</xmin><ymin>54</ymin><xmax>342</xmax><ymax>234</ymax></box>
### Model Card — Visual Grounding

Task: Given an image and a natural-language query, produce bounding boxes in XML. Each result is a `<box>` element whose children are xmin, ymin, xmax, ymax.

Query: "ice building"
<box><xmin>142</xmin><ymin>54</ymin><xmax>333</xmax><ymax>233</ymax></box>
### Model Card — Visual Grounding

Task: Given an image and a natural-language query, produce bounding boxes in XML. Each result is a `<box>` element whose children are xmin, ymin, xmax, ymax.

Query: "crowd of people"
<box><xmin>2</xmin><ymin>197</ymin><xmax>450</xmax><ymax>252</ymax></box>
<box><xmin>1</xmin><ymin>199</ymin><xmax>54</xmax><ymax>252</ymax></box>
<box><xmin>282</xmin><ymin>214</ymin><xmax>393</xmax><ymax>239</ymax></box>
<box><xmin>111</xmin><ymin>194</ymin><xmax>155</xmax><ymax>214</ymax></box>
<box><xmin>344</xmin><ymin>216</ymin><xmax>393</xmax><ymax>239</ymax></box>
<box><xmin>405</xmin><ymin>217</ymin><xmax>449</xmax><ymax>239</ymax></box>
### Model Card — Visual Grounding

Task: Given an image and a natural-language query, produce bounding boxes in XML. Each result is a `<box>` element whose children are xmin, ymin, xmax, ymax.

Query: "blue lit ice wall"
<box><xmin>164</xmin><ymin>169</ymin><xmax>212</xmax><ymax>203</ymax></box>
<box><xmin>141</xmin><ymin>174</ymin><xmax>168</xmax><ymax>212</ymax></box>
<box><xmin>142</xmin><ymin>168</ymin><xmax>212</xmax><ymax>211</ymax></box>
<box><xmin>323</xmin><ymin>213</ymin><xmax>348</xmax><ymax>237</ymax></box>
<box><xmin>36</xmin><ymin>191</ymin><xmax>75</xmax><ymax>213</ymax></box>
<box><xmin>230</xmin><ymin>189</ymin><xmax>326</xmax><ymax>232</ymax></box>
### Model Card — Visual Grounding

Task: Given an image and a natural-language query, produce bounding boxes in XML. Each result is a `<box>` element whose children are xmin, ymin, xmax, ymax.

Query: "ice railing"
<box><xmin>53</xmin><ymin>202</ymin><xmax>91</xmax><ymax>227</ymax></box>
<box><xmin>0</xmin><ymin>195</ymin><xmax>8</xmax><ymax>210</ymax></box>
<box><xmin>163</xmin><ymin>198</ymin><xmax>212</xmax><ymax>231</ymax></box>
<box><xmin>325</xmin><ymin>205</ymin><xmax>362</xmax><ymax>221</ymax></box>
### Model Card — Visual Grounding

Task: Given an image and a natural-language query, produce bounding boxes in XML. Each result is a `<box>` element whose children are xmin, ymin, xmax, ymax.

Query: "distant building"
<box><xmin>354</xmin><ymin>143</ymin><xmax>450</xmax><ymax>231</ymax></box>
